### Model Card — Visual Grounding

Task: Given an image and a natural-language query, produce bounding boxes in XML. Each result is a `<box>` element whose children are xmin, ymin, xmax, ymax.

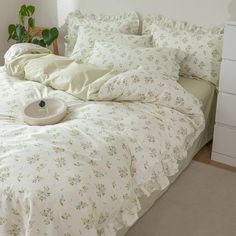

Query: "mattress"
<box><xmin>119</xmin><ymin>76</ymin><xmax>217</xmax><ymax>236</ymax></box>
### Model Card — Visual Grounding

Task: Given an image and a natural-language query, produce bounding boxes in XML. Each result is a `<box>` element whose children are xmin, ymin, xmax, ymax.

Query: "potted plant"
<box><xmin>8</xmin><ymin>4</ymin><xmax>59</xmax><ymax>48</ymax></box>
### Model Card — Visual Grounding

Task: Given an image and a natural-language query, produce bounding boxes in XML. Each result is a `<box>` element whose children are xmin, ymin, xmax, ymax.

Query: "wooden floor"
<box><xmin>194</xmin><ymin>142</ymin><xmax>236</xmax><ymax>173</ymax></box>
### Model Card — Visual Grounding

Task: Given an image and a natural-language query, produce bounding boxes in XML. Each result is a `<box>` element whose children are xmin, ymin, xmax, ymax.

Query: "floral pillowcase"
<box><xmin>143</xmin><ymin>15</ymin><xmax>224</xmax><ymax>85</ymax></box>
<box><xmin>71</xmin><ymin>26</ymin><xmax>152</xmax><ymax>63</ymax></box>
<box><xmin>65</xmin><ymin>11</ymin><xmax>140</xmax><ymax>57</ymax></box>
<box><xmin>88</xmin><ymin>41</ymin><xmax>186</xmax><ymax>81</ymax></box>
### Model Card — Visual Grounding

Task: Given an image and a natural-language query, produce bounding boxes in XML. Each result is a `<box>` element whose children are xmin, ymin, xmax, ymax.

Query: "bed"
<box><xmin>0</xmin><ymin>8</ymin><xmax>221</xmax><ymax>236</ymax></box>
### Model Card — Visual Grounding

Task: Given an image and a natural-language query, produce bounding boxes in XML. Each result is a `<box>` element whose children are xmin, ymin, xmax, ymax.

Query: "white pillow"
<box><xmin>65</xmin><ymin>11</ymin><xmax>140</xmax><ymax>57</ymax></box>
<box><xmin>143</xmin><ymin>15</ymin><xmax>223</xmax><ymax>85</ymax></box>
<box><xmin>88</xmin><ymin>41</ymin><xmax>186</xmax><ymax>81</ymax></box>
<box><xmin>71</xmin><ymin>26</ymin><xmax>152</xmax><ymax>62</ymax></box>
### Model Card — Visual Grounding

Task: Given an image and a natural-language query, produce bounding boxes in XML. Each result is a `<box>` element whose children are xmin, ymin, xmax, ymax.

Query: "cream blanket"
<box><xmin>0</xmin><ymin>44</ymin><xmax>205</xmax><ymax>236</ymax></box>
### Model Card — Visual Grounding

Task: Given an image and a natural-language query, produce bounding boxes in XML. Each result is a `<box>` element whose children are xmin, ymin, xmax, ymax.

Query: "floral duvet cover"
<box><xmin>0</xmin><ymin>45</ymin><xmax>204</xmax><ymax>236</ymax></box>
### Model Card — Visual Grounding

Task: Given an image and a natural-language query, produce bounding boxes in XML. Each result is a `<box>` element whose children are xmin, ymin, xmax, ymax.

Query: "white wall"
<box><xmin>57</xmin><ymin>0</ymin><xmax>79</xmax><ymax>26</ymax></box>
<box><xmin>32</xmin><ymin>0</ymin><xmax>58</xmax><ymax>27</ymax></box>
<box><xmin>70</xmin><ymin>0</ymin><xmax>236</xmax><ymax>26</ymax></box>
<box><xmin>0</xmin><ymin>0</ymin><xmax>25</xmax><ymax>65</ymax></box>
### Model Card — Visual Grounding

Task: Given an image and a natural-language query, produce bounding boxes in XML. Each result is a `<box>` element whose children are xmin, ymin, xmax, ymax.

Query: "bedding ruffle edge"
<box><xmin>99</xmin><ymin>120</ymin><xmax>204</xmax><ymax>235</ymax></box>
<box><xmin>142</xmin><ymin>14</ymin><xmax>224</xmax><ymax>35</ymax></box>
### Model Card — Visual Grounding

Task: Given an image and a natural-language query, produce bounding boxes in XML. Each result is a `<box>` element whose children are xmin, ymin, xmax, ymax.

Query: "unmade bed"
<box><xmin>0</xmin><ymin>8</ymin><xmax>222</xmax><ymax>236</ymax></box>
<box><xmin>0</xmin><ymin>61</ymin><xmax>216</xmax><ymax>236</ymax></box>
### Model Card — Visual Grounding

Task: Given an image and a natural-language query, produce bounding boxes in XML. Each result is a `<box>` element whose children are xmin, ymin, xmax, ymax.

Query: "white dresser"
<box><xmin>212</xmin><ymin>21</ymin><xmax>236</xmax><ymax>167</ymax></box>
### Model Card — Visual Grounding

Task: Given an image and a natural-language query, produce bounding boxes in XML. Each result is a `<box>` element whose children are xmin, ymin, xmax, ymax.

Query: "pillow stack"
<box><xmin>65</xmin><ymin>11</ymin><xmax>224</xmax><ymax>84</ymax></box>
<box><xmin>65</xmin><ymin>10</ymin><xmax>188</xmax><ymax>82</ymax></box>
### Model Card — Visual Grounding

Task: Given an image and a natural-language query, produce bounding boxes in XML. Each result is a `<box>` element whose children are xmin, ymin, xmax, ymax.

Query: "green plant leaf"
<box><xmin>27</xmin><ymin>5</ymin><xmax>35</xmax><ymax>16</ymax></box>
<box><xmin>16</xmin><ymin>24</ymin><xmax>28</xmax><ymax>42</ymax></box>
<box><xmin>8</xmin><ymin>24</ymin><xmax>16</xmax><ymax>36</ymax></box>
<box><xmin>22</xmin><ymin>34</ymin><xmax>30</xmax><ymax>43</ymax></box>
<box><xmin>16</xmin><ymin>24</ymin><xmax>25</xmax><ymax>38</ymax></box>
<box><xmin>42</xmin><ymin>27</ymin><xmax>59</xmax><ymax>46</ymax></box>
<box><xmin>28</xmin><ymin>17</ymin><xmax>35</xmax><ymax>28</ymax></box>
<box><xmin>19</xmin><ymin>5</ymin><xmax>28</xmax><ymax>24</ymax></box>
<box><xmin>32</xmin><ymin>38</ymin><xmax>46</xmax><ymax>47</ymax></box>
<box><xmin>8</xmin><ymin>24</ymin><xmax>17</xmax><ymax>40</ymax></box>
<box><xmin>32</xmin><ymin>38</ymin><xmax>39</xmax><ymax>44</ymax></box>
<box><xmin>39</xmin><ymin>39</ymin><xmax>46</xmax><ymax>47</ymax></box>
<box><xmin>19</xmin><ymin>5</ymin><xmax>27</xmax><ymax>15</ymax></box>
<box><xmin>41</xmin><ymin>29</ymin><xmax>50</xmax><ymax>45</ymax></box>
<box><xmin>19</xmin><ymin>5</ymin><xmax>28</xmax><ymax>16</ymax></box>
<box><xmin>8</xmin><ymin>24</ymin><xmax>16</xmax><ymax>34</ymax></box>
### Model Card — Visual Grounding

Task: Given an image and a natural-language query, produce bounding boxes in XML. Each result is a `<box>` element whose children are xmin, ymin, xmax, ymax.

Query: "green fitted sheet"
<box><xmin>119</xmin><ymin>77</ymin><xmax>217</xmax><ymax>236</ymax></box>
<box><xmin>179</xmin><ymin>76</ymin><xmax>217</xmax><ymax>143</ymax></box>
<box><xmin>179</xmin><ymin>76</ymin><xmax>216</xmax><ymax>118</ymax></box>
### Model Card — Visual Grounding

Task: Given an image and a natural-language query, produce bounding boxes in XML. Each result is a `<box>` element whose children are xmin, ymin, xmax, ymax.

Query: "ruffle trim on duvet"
<box><xmin>99</xmin><ymin>197</ymin><xmax>141</xmax><ymax>236</ymax></box>
<box><xmin>95</xmin><ymin>155</ymin><xmax>175</xmax><ymax>235</ymax></box>
<box><xmin>97</xmin><ymin>173</ymin><xmax>169</xmax><ymax>236</ymax></box>
<box><xmin>102</xmin><ymin>158</ymin><xmax>180</xmax><ymax>235</ymax></box>
<box><xmin>67</xmin><ymin>10</ymin><xmax>139</xmax><ymax>22</ymax></box>
<box><xmin>143</xmin><ymin>14</ymin><xmax>224</xmax><ymax>35</ymax></box>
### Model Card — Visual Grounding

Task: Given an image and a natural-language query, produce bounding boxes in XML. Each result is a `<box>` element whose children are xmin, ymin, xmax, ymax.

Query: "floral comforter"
<box><xmin>0</xmin><ymin>45</ymin><xmax>204</xmax><ymax>236</ymax></box>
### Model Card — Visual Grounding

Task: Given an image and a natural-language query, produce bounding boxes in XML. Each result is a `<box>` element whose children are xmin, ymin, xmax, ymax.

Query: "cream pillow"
<box><xmin>88</xmin><ymin>41</ymin><xmax>186</xmax><ymax>81</ymax></box>
<box><xmin>65</xmin><ymin>11</ymin><xmax>140</xmax><ymax>56</ymax></box>
<box><xmin>71</xmin><ymin>26</ymin><xmax>152</xmax><ymax>62</ymax></box>
<box><xmin>143</xmin><ymin>15</ymin><xmax>223</xmax><ymax>85</ymax></box>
